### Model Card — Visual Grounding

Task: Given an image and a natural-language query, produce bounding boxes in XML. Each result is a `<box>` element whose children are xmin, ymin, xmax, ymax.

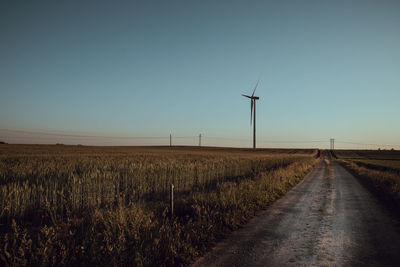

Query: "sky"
<box><xmin>1</xmin><ymin>0</ymin><xmax>399</xmax><ymax>149</ymax></box>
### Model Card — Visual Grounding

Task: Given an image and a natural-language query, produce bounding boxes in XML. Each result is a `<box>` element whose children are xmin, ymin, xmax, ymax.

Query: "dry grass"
<box><xmin>333</xmin><ymin>150</ymin><xmax>400</xmax><ymax>210</ymax></box>
<box><xmin>0</xmin><ymin>145</ymin><xmax>319</xmax><ymax>266</ymax></box>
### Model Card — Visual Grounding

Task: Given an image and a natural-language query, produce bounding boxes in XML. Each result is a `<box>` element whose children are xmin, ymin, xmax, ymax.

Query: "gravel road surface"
<box><xmin>193</xmin><ymin>153</ymin><xmax>400</xmax><ymax>266</ymax></box>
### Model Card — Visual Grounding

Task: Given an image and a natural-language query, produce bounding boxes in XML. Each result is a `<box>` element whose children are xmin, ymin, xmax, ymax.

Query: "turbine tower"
<box><xmin>242</xmin><ymin>80</ymin><xmax>260</xmax><ymax>149</ymax></box>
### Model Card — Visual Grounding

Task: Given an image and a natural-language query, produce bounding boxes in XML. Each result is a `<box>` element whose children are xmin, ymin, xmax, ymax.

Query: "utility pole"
<box><xmin>330</xmin><ymin>138</ymin><xmax>335</xmax><ymax>150</ymax></box>
<box><xmin>170</xmin><ymin>134</ymin><xmax>172</xmax><ymax>147</ymax></box>
<box><xmin>199</xmin><ymin>133</ymin><xmax>202</xmax><ymax>147</ymax></box>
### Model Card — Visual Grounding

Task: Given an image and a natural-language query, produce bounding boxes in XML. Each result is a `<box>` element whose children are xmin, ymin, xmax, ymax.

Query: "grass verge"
<box><xmin>332</xmin><ymin>152</ymin><xmax>400</xmax><ymax>213</ymax></box>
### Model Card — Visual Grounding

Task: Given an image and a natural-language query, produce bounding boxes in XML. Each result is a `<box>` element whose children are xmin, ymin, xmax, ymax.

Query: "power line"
<box><xmin>0</xmin><ymin>129</ymin><xmax>333</xmax><ymax>144</ymax></box>
<box><xmin>258</xmin><ymin>140</ymin><xmax>326</xmax><ymax>144</ymax></box>
<box><xmin>336</xmin><ymin>141</ymin><xmax>400</xmax><ymax>147</ymax></box>
<box><xmin>203</xmin><ymin>136</ymin><xmax>251</xmax><ymax>141</ymax></box>
<box><xmin>2</xmin><ymin>129</ymin><xmax>398</xmax><ymax>149</ymax></box>
<box><xmin>0</xmin><ymin>129</ymin><xmax>171</xmax><ymax>139</ymax></box>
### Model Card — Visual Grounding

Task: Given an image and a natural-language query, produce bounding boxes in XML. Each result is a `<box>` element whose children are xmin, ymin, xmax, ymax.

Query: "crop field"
<box><xmin>333</xmin><ymin>149</ymin><xmax>400</xmax><ymax>212</ymax></box>
<box><xmin>333</xmin><ymin>149</ymin><xmax>400</xmax><ymax>173</ymax></box>
<box><xmin>0</xmin><ymin>145</ymin><xmax>319</xmax><ymax>266</ymax></box>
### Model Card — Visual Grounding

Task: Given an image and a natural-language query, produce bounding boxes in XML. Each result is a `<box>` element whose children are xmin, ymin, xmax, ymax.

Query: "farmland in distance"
<box><xmin>0</xmin><ymin>145</ymin><xmax>319</xmax><ymax>266</ymax></box>
<box><xmin>332</xmin><ymin>149</ymin><xmax>400</xmax><ymax>215</ymax></box>
<box><xmin>333</xmin><ymin>149</ymin><xmax>400</xmax><ymax>173</ymax></box>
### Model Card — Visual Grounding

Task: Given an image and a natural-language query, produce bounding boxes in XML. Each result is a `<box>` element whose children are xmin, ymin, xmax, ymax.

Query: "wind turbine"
<box><xmin>242</xmin><ymin>80</ymin><xmax>260</xmax><ymax>149</ymax></box>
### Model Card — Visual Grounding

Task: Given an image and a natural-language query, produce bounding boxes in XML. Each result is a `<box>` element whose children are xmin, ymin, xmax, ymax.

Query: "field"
<box><xmin>332</xmin><ymin>149</ymin><xmax>400</xmax><ymax>210</ymax></box>
<box><xmin>0</xmin><ymin>145</ymin><xmax>319</xmax><ymax>266</ymax></box>
<box><xmin>333</xmin><ymin>150</ymin><xmax>400</xmax><ymax>173</ymax></box>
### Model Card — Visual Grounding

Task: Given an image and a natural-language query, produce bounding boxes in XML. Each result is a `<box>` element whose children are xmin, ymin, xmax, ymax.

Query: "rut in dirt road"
<box><xmin>193</xmin><ymin>152</ymin><xmax>400</xmax><ymax>266</ymax></box>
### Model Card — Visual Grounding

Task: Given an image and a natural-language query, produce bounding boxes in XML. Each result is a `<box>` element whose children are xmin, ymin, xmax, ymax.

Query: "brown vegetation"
<box><xmin>1</xmin><ymin>145</ymin><xmax>319</xmax><ymax>266</ymax></box>
<box><xmin>332</xmin><ymin>150</ymin><xmax>400</xmax><ymax>210</ymax></box>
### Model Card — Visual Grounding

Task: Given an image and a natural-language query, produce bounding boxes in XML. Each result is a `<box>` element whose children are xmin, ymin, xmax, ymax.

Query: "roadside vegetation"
<box><xmin>332</xmin><ymin>149</ymin><xmax>400</xmax><ymax>209</ymax></box>
<box><xmin>0</xmin><ymin>145</ymin><xmax>319</xmax><ymax>266</ymax></box>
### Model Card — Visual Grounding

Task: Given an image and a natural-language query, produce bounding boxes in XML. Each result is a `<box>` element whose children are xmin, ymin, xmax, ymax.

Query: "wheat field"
<box><xmin>0</xmin><ymin>145</ymin><xmax>319</xmax><ymax>266</ymax></box>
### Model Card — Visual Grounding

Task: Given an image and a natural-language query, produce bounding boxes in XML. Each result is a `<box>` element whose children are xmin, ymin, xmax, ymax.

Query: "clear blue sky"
<box><xmin>1</xmin><ymin>0</ymin><xmax>399</xmax><ymax>149</ymax></box>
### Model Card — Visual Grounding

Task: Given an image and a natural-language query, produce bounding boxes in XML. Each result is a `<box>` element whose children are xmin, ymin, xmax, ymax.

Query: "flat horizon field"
<box><xmin>0</xmin><ymin>145</ymin><xmax>318</xmax><ymax>266</ymax></box>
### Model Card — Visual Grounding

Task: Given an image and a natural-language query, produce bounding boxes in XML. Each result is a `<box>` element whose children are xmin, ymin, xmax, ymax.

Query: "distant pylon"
<box><xmin>330</xmin><ymin>138</ymin><xmax>335</xmax><ymax>150</ymax></box>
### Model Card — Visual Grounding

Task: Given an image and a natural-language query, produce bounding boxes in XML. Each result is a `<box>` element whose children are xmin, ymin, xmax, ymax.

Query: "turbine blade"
<box><xmin>250</xmin><ymin>99</ymin><xmax>253</xmax><ymax>125</ymax></box>
<box><xmin>251</xmin><ymin>80</ymin><xmax>260</xmax><ymax>97</ymax></box>
<box><xmin>242</xmin><ymin>94</ymin><xmax>252</xmax><ymax>99</ymax></box>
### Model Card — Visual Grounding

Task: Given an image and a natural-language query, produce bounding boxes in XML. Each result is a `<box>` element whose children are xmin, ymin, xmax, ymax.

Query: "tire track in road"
<box><xmin>193</xmin><ymin>152</ymin><xmax>400</xmax><ymax>266</ymax></box>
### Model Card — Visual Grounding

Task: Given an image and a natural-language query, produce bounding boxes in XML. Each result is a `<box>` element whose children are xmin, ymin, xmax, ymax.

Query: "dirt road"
<box><xmin>194</xmin><ymin>153</ymin><xmax>400</xmax><ymax>266</ymax></box>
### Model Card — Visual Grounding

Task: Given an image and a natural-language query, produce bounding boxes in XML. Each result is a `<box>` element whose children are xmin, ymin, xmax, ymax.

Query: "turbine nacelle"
<box><xmin>241</xmin><ymin>94</ymin><xmax>259</xmax><ymax>100</ymax></box>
